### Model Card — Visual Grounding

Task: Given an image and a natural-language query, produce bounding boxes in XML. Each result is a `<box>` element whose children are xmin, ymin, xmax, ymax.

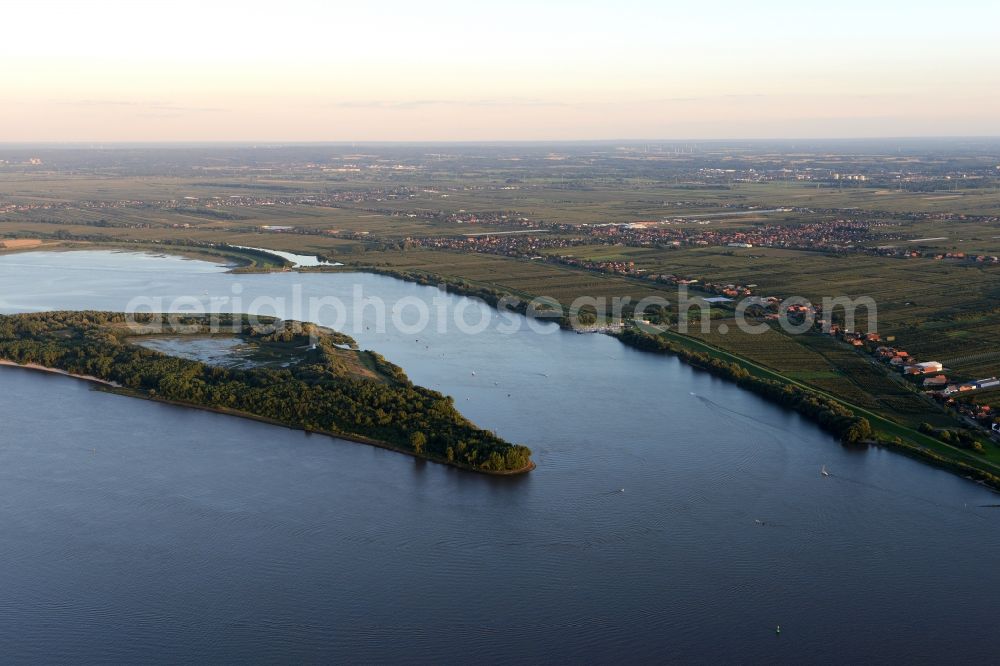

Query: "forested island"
<box><xmin>0</xmin><ymin>311</ymin><xmax>533</xmax><ymax>474</ymax></box>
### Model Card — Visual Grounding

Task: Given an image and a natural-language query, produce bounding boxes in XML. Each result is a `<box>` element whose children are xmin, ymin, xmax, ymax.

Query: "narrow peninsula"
<box><xmin>0</xmin><ymin>311</ymin><xmax>533</xmax><ymax>474</ymax></box>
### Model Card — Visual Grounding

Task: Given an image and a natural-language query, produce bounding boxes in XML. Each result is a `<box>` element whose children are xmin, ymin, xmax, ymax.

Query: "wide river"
<box><xmin>0</xmin><ymin>251</ymin><xmax>997</xmax><ymax>663</ymax></box>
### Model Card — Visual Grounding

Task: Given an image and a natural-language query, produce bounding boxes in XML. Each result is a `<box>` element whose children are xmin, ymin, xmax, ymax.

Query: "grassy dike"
<box><xmin>632</xmin><ymin>326</ymin><xmax>1000</xmax><ymax>490</ymax></box>
<box><xmin>337</xmin><ymin>261</ymin><xmax>1000</xmax><ymax>491</ymax></box>
<box><xmin>9</xmin><ymin>243</ymin><xmax>993</xmax><ymax>488</ymax></box>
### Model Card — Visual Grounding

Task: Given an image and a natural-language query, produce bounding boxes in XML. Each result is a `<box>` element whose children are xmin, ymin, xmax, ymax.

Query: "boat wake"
<box><xmin>689</xmin><ymin>391</ymin><xmax>796</xmax><ymax>436</ymax></box>
<box><xmin>823</xmin><ymin>472</ymin><xmax>989</xmax><ymax>519</ymax></box>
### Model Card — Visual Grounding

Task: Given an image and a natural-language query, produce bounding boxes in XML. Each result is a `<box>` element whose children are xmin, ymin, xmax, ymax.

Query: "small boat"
<box><xmin>821</xmin><ymin>465</ymin><xmax>830</xmax><ymax>477</ymax></box>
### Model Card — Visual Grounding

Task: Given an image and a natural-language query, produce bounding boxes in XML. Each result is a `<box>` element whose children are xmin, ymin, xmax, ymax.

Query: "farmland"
<box><xmin>2</xmin><ymin>140</ymin><xmax>1000</xmax><ymax>480</ymax></box>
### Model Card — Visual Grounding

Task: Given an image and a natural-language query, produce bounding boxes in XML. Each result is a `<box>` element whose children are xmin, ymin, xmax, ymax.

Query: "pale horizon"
<box><xmin>4</xmin><ymin>0</ymin><xmax>999</xmax><ymax>142</ymax></box>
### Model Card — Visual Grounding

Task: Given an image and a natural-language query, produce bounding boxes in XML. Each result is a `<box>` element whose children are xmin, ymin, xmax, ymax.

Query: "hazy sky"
<box><xmin>3</xmin><ymin>0</ymin><xmax>999</xmax><ymax>141</ymax></box>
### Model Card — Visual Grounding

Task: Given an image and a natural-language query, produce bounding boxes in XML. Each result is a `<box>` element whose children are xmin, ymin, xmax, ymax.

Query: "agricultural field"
<box><xmin>667</xmin><ymin>315</ymin><xmax>951</xmax><ymax>428</ymax></box>
<box><xmin>3</xmin><ymin>141</ymin><xmax>1000</xmax><ymax>471</ymax></box>
<box><xmin>543</xmin><ymin>244</ymin><xmax>1000</xmax><ymax>368</ymax></box>
<box><xmin>337</xmin><ymin>249</ymin><xmax>682</xmax><ymax>307</ymax></box>
<box><xmin>735</xmin><ymin>181</ymin><xmax>1000</xmax><ymax>217</ymax></box>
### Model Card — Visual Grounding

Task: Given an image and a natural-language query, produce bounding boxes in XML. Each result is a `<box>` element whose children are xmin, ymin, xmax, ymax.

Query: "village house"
<box><xmin>889</xmin><ymin>352</ymin><xmax>911</xmax><ymax>366</ymax></box>
<box><xmin>975</xmin><ymin>377</ymin><xmax>1000</xmax><ymax>390</ymax></box>
<box><xmin>923</xmin><ymin>374</ymin><xmax>948</xmax><ymax>387</ymax></box>
<box><xmin>909</xmin><ymin>361</ymin><xmax>944</xmax><ymax>375</ymax></box>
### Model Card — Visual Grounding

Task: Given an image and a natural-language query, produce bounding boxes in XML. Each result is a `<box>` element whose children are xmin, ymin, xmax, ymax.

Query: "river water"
<box><xmin>0</xmin><ymin>250</ymin><xmax>997</xmax><ymax>663</ymax></box>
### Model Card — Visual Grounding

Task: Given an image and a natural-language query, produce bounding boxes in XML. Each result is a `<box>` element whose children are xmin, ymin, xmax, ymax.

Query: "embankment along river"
<box><xmin>0</xmin><ymin>250</ymin><xmax>998</xmax><ymax>663</ymax></box>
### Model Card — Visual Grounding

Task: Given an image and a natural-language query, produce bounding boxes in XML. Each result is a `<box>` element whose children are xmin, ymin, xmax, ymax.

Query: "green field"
<box><xmin>3</xmin><ymin>142</ymin><xmax>1000</xmax><ymax>483</ymax></box>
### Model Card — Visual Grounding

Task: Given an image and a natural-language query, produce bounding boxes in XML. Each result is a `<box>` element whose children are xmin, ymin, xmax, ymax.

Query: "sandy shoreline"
<box><xmin>0</xmin><ymin>359</ymin><xmax>122</xmax><ymax>387</ymax></box>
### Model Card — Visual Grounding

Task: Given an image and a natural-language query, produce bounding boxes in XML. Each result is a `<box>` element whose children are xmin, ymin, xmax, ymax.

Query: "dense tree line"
<box><xmin>0</xmin><ymin>311</ymin><xmax>532</xmax><ymax>473</ymax></box>
<box><xmin>363</xmin><ymin>268</ymin><xmax>579</xmax><ymax>328</ymax></box>
<box><xmin>616</xmin><ymin>326</ymin><xmax>873</xmax><ymax>444</ymax></box>
<box><xmin>365</xmin><ymin>268</ymin><xmax>536</xmax><ymax>313</ymax></box>
<box><xmin>214</xmin><ymin>244</ymin><xmax>293</xmax><ymax>269</ymax></box>
<box><xmin>918</xmin><ymin>422</ymin><xmax>984</xmax><ymax>452</ymax></box>
<box><xmin>363</xmin><ymin>269</ymin><xmax>874</xmax><ymax>445</ymax></box>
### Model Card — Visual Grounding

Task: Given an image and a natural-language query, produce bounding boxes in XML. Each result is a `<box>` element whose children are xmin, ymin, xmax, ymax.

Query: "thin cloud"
<box><xmin>326</xmin><ymin>95</ymin><xmax>771</xmax><ymax>111</ymax></box>
<box><xmin>327</xmin><ymin>98</ymin><xmax>571</xmax><ymax>110</ymax></box>
<box><xmin>52</xmin><ymin>99</ymin><xmax>226</xmax><ymax>113</ymax></box>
